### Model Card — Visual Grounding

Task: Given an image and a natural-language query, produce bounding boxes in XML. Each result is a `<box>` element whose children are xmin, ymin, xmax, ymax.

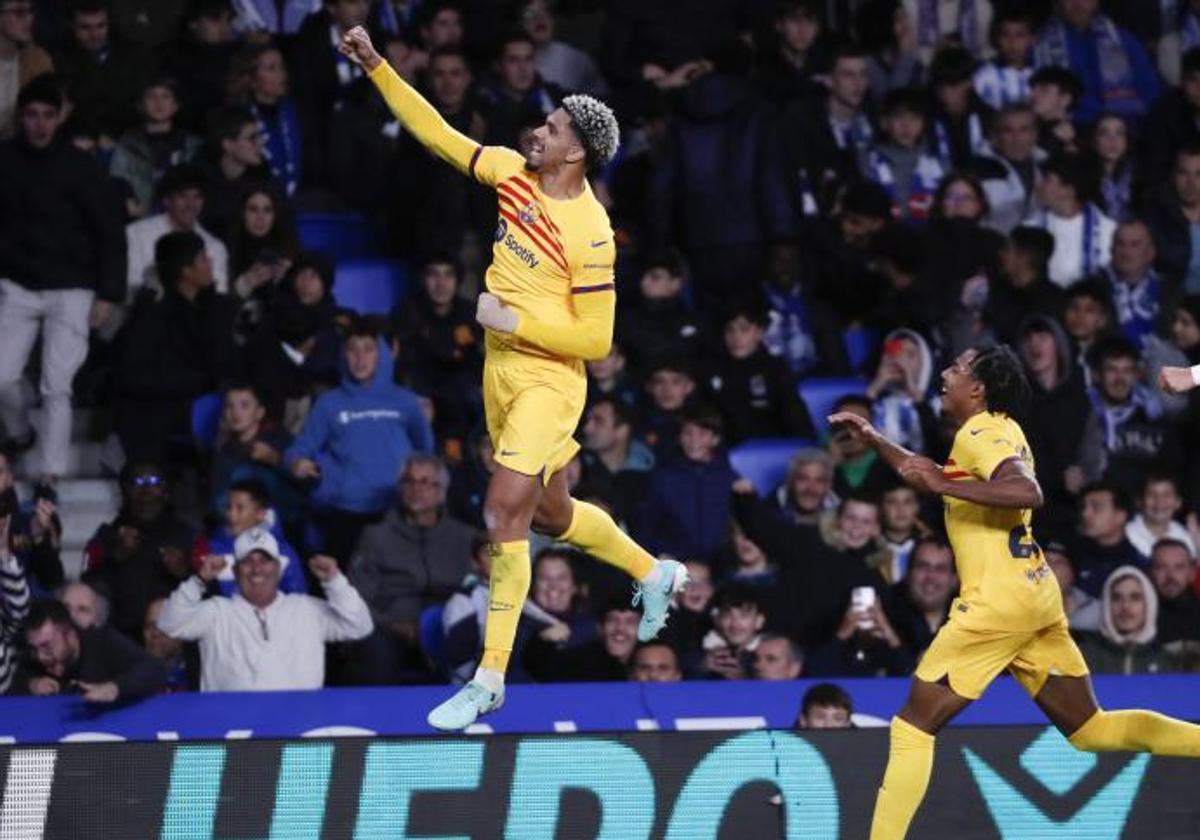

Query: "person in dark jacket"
<box><xmin>523</xmin><ymin>598</ymin><xmax>639</xmax><ymax>683</ymax></box>
<box><xmin>1149</xmin><ymin>538</ymin><xmax>1200</xmax><ymax>646</ymax></box>
<box><xmin>774</xmin><ymin>45</ymin><xmax>875</xmax><ymax>221</ymax></box>
<box><xmin>52</xmin><ymin>0</ymin><xmax>152</xmax><ymax>141</ymax></box>
<box><xmin>380</xmin><ymin>46</ymin><xmax>493</xmax><ymax>257</ymax></box>
<box><xmin>753</xmin><ymin>0</ymin><xmax>831</xmax><ymax>106</ymax></box>
<box><xmin>1144</xmin><ymin>144</ymin><xmax>1200</xmax><ymax>293</ymax></box>
<box><xmin>761</xmin><ymin>241</ymin><xmax>849</xmax><ymax>378</ymax></box>
<box><xmin>391</xmin><ymin>255</ymin><xmax>483</xmax><ymax>446</ymax></box>
<box><xmin>635</xmin><ymin>405</ymin><xmax>737</xmax><ymax>565</ymax></box>
<box><xmin>0</xmin><ymin>452</ymin><xmax>62</xmax><ymax>597</ymax></box>
<box><xmin>1141</xmin><ymin>48</ymin><xmax>1200</xmax><ymax>182</ymax></box>
<box><xmin>986</xmin><ymin>227</ymin><xmax>1067</xmax><ymax>344</ymax></box>
<box><xmin>706</xmin><ymin>299</ymin><xmax>814</xmax><ymax>444</ymax></box>
<box><xmin>241</xmin><ymin>257</ymin><xmax>341</xmax><ymax>433</ymax></box>
<box><xmin>648</xmin><ymin>52</ymin><xmax>789</xmax><ymax>302</ymax></box>
<box><xmin>0</xmin><ymin>75</ymin><xmax>125</xmax><ymax>478</ymax></box>
<box><xmin>21</xmin><ymin>599</ymin><xmax>166</xmax><ymax>701</ymax></box>
<box><xmin>883</xmin><ymin>535</ymin><xmax>956</xmax><ymax>661</ymax></box>
<box><xmin>286</xmin><ymin>321</ymin><xmax>435</xmax><ymax>563</ymax></box>
<box><xmin>347</xmin><ymin>453</ymin><xmax>475</xmax><ymax>684</ymax></box>
<box><xmin>199</xmin><ymin>105</ymin><xmax>275</xmax><ymax>240</ymax></box>
<box><xmin>113</xmin><ymin>230</ymin><xmax>239</xmax><ymax>463</ymax></box>
<box><xmin>82</xmin><ymin>461</ymin><xmax>195</xmax><ymax>642</ymax></box>
<box><xmin>479</xmin><ymin>31</ymin><xmax>563</xmax><ymax>151</ymax></box>
<box><xmin>616</xmin><ymin>249</ymin><xmax>708</xmax><ymax>379</ymax></box>
<box><xmin>1015</xmin><ymin>314</ymin><xmax>1103</xmax><ymax>534</ymax></box>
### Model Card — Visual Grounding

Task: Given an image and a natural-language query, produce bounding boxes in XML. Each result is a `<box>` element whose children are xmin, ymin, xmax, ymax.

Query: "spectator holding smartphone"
<box><xmin>20</xmin><ymin>599</ymin><xmax>166</xmax><ymax>702</ymax></box>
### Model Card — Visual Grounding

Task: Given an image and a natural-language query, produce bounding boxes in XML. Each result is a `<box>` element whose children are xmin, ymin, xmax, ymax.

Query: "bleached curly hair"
<box><xmin>561</xmin><ymin>94</ymin><xmax>620</xmax><ymax>169</ymax></box>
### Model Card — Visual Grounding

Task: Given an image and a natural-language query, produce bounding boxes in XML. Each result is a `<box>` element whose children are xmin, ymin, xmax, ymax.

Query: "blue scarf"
<box><xmin>251</xmin><ymin>98</ymin><xmax>302</xmax><ymax>196</ymax></box>
<box><xmin>830</xmin><ymin>111</ymin><xmax>873</xmax><ymax>152</ymax></box>
<box><xmin>974</xmin><ymin>62</ymin><xmax>1032</xmax><ymax>110</ymax></box>
<box><xmin>1087</xmin><ymin>384</ymin><xmax>1164</xmax><ymax>449</ymax></box>
<box><xmin>764</xmin><ymin>285</ymin><xmax>818</xmax><ymax>376</ymax></box>
<box><xmin>932</xmin><ymin>112</ymin><xmax>985</xmax><ymax>169</ymax></box>
<box><xmin>1100</xmin><ymin>166</ymin><xmax>1133</xmax><ymax>222</ymax></box>
<box><xmin>866</xmin><ymin>146</ymin><xmax>946</xmax><ymax>221</ymax></box>
<box><xmin>1107</xmin><ymin>267</ymin><xmax>1161</xmax><ymax>346</ymax></box>
<box><xmin>1035</xmin><ymin>15</ymin><xmax>1138</xmax><ymax>114</ymax></box>
<box><xmin>918</xmin><ymin>0</ymin><xmax>981</xmax><ymax>54</ymax></box>
<box><xmin>232</xmin><ymin>0</ymin><xmax>318</xmax><ymax>34</ymax></box>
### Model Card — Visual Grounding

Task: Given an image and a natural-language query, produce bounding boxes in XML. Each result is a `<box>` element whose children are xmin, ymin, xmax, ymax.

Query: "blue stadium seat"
<box><xmin>191</xmin><ymin>392</ymin><xmax>223</xmax><ymax>449</ymax></box>
<box><xmin>729</xmin><ymin>438</ymin><xmax>814</xmax><ymax>496</ymax></box>
<box><xmin>843</xmin><ymin>324</ymin><xmax>880</xmax><ymax>373</ymax></box>
<box><xmin>333</xmin><ymin>259</ymin><xmax>409</xmax><ymax>315</ymax></box>
<box><xmin>296</xmin><ymin>212</ymin><xmax>373</xmax><ymax>261</ymax></box>
<box><xmin>798</xmin><ymin>377</ymin><xmax>869</xmax><ymax>435</ymax></box>
<box><xmin>419</xmin><ymin>604</ymin><xmax>447</xmax><ymax>676</ymax></box>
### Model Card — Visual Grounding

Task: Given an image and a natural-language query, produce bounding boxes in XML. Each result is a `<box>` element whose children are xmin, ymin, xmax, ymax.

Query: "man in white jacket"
<box><xmin>158</xmin><ymin>526</ymin><xmax>372</xmax><ymax>691</ymax></box>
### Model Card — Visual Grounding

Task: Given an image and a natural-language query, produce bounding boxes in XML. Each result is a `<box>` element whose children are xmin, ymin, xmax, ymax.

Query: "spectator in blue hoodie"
<box><xmin>191</xmin><ymin>477</ymin><xmax>307</xmax><ymax>597</ymax></box>
<box><xmin>635</xmin><ymin>403</ymin><xmax>737</xmax><ymax>565</ymax></box>
<box><xmin>286</xmin><ymin>319</ymin><xmax>434</xmax><ymax>564</ymax></box>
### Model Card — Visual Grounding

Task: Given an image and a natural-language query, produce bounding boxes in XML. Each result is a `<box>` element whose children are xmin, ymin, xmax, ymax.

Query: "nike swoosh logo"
<box><xmin>499</xmin><ymin>449</ymin><xmax>520</xmax><ymax>457</ymax></box>
<box><xmin>590</xmin><ymin>240</ymin><xmax>608</xmax><ymax>247</ymax></box>
<box><xmin>970</xmin><ymin>429</ymin><xmax>983</xmax><ymax>435</ymax></box>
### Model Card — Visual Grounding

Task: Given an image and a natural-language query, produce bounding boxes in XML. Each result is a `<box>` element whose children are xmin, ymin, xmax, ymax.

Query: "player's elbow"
<box><xmin>1026</xmin><ymin>480</ymin><xmax>1044</xmax><ymax>509</ymax></box>
<box><xmin>578</xmin><ymin>333</ymin><xmax>612</xmax><ymax>361</ymax></box>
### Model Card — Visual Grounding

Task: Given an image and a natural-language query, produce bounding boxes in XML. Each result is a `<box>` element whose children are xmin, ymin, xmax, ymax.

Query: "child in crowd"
<box><xmin>859</xmin><ymin>87</ymin><xmax>946</xmax><ymax>222</ymax></box>
<box><xmin>192</xmin><ymin>477</ymin><xmax>307</xmax><ymax>596</ymax></box>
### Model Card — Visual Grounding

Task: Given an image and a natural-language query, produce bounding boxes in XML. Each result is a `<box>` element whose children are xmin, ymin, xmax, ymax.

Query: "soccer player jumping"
<box><xmin>339</xmin><ymin>28</ymin><xmax>686</xmax><ymax>730</ymax></box>
<box><xmin>831</xmin><ymin>344</ymin><xmax>1200</xmax><ymax>840</ymax></box>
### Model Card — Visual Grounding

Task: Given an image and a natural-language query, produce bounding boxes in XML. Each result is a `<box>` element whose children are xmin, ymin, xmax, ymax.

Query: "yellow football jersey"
<box><xmin>469</xmin><ymin>146</ymin><xmax>616</xmax><ymax>364</ymax></box>
<box><xmin>941</xmin><ymin>411</ymin><xmax>1065</xmax><ymax>631</ymax></box>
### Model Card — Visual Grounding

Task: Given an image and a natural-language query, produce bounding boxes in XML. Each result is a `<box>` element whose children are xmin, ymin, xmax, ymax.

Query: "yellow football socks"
<box><xmin>1069</xmin><ymin>709</ymin><xmax>1200</xmax><ymax>756</ymax></box>
<box><xmin>559</xmin><ymin>500</ymin><xmax>657</xmax><ymax>581</ymax></box>
<box><xmin>869</xmin><ymin>716</ymin><xmax>935</xmax><ymax>840</ymax></box>
<box><xmin>479</xmin><ymin>539</ymin><xmax>531</xmax><ymax>674</ymax></box>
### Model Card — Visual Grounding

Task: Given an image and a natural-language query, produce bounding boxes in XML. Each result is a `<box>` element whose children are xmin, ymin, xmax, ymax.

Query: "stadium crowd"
<box><xmin>3</xmin><ymin>0</ymin><xmax>1200</xmax><ymax>706</ymax></box>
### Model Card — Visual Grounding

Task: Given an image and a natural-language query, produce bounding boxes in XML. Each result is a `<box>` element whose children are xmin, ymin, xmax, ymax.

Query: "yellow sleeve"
<box><xmin>955</xmin><ymin>422</ymin><xmax>1023</xmax><ymax>480</ymax></box>
<box><xmin>511</xmin><ymin>238</ymin><xmax>616</xmax><ymax>361</ymax></box>
<box><xmin>366</xmin><ymin>61</ymin><xmax>523</xmax><ymax>185</ymax></box>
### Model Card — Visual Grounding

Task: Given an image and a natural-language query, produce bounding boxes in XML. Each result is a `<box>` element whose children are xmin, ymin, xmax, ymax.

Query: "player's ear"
<box><xmin>565</xmin><ymin>139</ymin><xmax>586</xmax><ymax>165</ymax></box>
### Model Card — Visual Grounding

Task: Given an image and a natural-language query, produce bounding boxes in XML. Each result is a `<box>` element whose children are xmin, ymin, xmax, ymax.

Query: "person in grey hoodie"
<box><xmin>347</xmin><ymin>453</ymin><xmax>474</xmax><ymax>684</ymax></box>
<box><xmin>1074</xmin><ymin>565</ymin><xmax>1174</xmax><ymax>675</ymax></box>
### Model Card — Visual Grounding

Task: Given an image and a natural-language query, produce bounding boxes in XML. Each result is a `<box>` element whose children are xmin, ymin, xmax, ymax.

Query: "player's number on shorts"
<box><xmin>1008</xmin><ymin>525</ymin><xmax>1035</xmax><ymax>559</ymax></box>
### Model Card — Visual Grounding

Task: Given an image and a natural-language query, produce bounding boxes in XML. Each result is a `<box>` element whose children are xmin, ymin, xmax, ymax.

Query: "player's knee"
<box><xmin>483</xmin><ymin>498</ymin><xmax>527</xmax><ymax>538</ymax></box>
<box><xmin>531</xmin><ymin>500</ymin><xmax>571</xmax><ymax>536</ymax></box>
<box><xmin>1066</xmin><ymin>711</ymin><xmax>1110</xmax><ymax>752</ymax></box>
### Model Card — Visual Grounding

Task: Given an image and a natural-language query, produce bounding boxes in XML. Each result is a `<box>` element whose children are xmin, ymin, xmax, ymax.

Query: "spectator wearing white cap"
<box><xmin>157</xmin><ymin>526</ymin><xmax>372</xmax><ymax>691</ymax></box>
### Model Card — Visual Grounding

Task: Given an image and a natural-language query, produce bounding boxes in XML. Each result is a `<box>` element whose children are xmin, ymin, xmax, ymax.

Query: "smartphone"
<box><xmin>33</xmin><ymin>481</ymin><xmax>57</xmax><ymax>505</ymax></box>
<box><xmin>851</xmin><ymin>586</ymin><xmax>877</xmax><ymax>629</ymax></box>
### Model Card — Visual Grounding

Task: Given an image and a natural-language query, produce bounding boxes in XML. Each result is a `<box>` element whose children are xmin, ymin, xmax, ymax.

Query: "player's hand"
<box><xmin>309</xmin><ymin>554</ymin><xmax>340</xmax><ymax>583</ymax></box>
<box><xmin>476</xmin><ymin>292</ymin><xmax>518</xmax><ymax>334</ymax></box>
<box><xmin>1158</xmin><ymin>366</ymin><xmax>1196</xmax><ymax>396</ymax></box>
<box><xmin>898</xmin><ymin>455</ymin><xmax>944</xmax><ymax>494</ymax></box>
<box><xmin>827</xmin><ymin>412</ymin><xmax>879</xmax><ymax>445</ymax></box>
<box><xmin>339</xmin><ymin>25</ymin><xmax>382</xmax><ymax>72</ymax></box>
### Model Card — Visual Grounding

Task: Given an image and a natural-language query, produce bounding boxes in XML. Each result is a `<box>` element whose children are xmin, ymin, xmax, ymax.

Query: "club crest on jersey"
<box><xmin>494</xmin><ymin>218</ymin><xmax>508</xmax><ymax>242</ymax></box>
<box><xmin>518</xmin><ymin>202</ymin><xmax>542</xmax><ymax>225</ymax></box>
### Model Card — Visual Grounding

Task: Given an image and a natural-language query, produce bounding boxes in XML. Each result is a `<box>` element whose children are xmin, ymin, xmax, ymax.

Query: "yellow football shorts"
<box><xmin>915</xmin><ymin>615</ymin><xmax>1090</xmax><ymax>700</ymax></box>
<box><xmin>483</xmin><ymin>356</ymin><xmax>586</xmax><ymax>484</ymax></box>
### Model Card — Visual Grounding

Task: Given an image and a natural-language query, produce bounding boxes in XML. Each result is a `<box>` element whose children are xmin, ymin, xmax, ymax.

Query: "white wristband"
<box><xmin>1191</xmin><ymin>365</ymin><xmax>1200</xmax><ymax>387</ymax></box>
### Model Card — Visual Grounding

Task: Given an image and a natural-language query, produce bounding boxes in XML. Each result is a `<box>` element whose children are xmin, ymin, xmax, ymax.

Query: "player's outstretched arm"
<box><xmin>1159</xmin><ymin>365</ymin><xmax>1199</xmax><ymax>396</ymax></box>
<box><xmin>339</xmin><ymin>25</ymin><xmax>480</xmax><ymax>177</ymax></box>
<box><xmin>828</xmin><ymin>411</ymin><xmax>921</xmax><ymax>471</ymax></box>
